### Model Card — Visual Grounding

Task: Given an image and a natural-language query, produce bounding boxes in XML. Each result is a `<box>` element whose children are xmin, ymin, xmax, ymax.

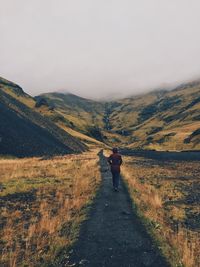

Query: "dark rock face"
<box><xmin>139</xmin><ymin>96</ymin><xmax>182</xmax><ymax>123</ymax></box>
<box><xmin>34</xmin><ymin>97</ymin><xmax>49</xmax><ymax>108</ymax></box>
<box><xmin>184</xmin><ymin>128</ymin><xmax>200</xmax><ymax>144</ymax></box>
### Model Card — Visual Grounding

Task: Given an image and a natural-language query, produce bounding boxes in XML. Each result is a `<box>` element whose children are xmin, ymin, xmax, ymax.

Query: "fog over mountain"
<box><xmin>1</xmin><ymin>0</ymin><xmax>200</xmax><ymax>98</ymax></box>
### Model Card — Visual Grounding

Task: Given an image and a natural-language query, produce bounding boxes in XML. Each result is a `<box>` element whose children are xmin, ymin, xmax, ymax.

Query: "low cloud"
<box><xmin>1</xmin><ymin>0</ymin><xmax>200</xmax><ymax>98</ymax></box>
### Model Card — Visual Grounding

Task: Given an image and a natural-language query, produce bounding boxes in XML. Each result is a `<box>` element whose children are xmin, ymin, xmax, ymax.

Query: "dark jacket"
<box><xmin>107</xmin><ymin>152</ymin><xmax>123</xmax><ymax>173</ymax></box>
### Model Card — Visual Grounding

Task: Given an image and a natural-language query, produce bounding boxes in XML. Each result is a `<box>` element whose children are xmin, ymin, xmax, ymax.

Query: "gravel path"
<box><xmin>67</xmin><ymin>151</ymin><xmax>170</xmax><ymax>267</ymax></box>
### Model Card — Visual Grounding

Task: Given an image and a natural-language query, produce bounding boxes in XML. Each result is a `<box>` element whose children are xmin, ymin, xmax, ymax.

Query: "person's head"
<box><xmin>112</xmin><ymin>147</ymin><xmax>118</xmax><ymax>154</ymax></box>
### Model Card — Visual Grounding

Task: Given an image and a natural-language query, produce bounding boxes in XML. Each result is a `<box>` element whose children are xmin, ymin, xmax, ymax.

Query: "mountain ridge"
<box><xmin>1</xmin><ymin>76</ymin><xmax>200</xmax><ymax>154</ymax></box>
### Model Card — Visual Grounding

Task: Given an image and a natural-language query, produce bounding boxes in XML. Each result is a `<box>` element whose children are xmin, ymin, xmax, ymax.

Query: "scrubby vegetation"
<box><xmin>0</xmin><ymin>150</ymin><xmax>101</xmax><ymax>266</ymax></box>
<box><xmin>122</xmin><ymin>156</ymin><xmax>200</xmax><ymax>267</ymax></box>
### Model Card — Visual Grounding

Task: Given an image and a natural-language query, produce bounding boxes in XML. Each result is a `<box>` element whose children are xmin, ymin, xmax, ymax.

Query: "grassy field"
<box><xmin>122</xmin><ymin>156</ymin><xmax>200</xmax><ymax>267</ymax></box>
<box><xmin>0</xmin><ymin>150</ymin><xmax>101</xmax><ymax>267</ymax></box>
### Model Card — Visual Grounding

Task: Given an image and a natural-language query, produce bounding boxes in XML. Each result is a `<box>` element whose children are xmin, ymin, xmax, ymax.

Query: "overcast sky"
<box><xmin>0</xmin><ymin>0</ymin><xmax>200</xmax><ymax>99</ymax></box>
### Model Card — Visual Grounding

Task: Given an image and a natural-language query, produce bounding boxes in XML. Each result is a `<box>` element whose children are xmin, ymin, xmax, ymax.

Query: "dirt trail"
<box><xmin>67</xmin><ymin>151</ymin><xmax>170</xmax><ymax>267</ymax></box>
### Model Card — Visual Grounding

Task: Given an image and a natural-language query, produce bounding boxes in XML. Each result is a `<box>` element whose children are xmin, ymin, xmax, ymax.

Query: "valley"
<box><xmin>1</xmin><ymin>76</ymin><xmax>200</xmax><ymax>155</ymax></box>
<box><xmin>0</xmin><ymin>76</ymin><xmax>200</xmax><ymax>267</ymax></box>
<box><xmin>1</xmin><ymin>1</ymin><xmax>200</xmax><ymax>266</ymax></box>
<box><xmin>38</xmin><ymin>80</ymin><xmax>200</xmax><ymax>151</ymax></box>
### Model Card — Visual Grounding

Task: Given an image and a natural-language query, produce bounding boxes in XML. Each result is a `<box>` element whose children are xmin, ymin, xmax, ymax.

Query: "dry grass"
<box><xmin>122</xmin><ymin>156</ymin><xmax>200</xmax><ymax>267</ymax></box>
<box><xmin>0</xmin><ymin>150</ymin><xmax>101</xmax><ymax>267</ymax></box>
<box><xmin>2</xmin><ymin>87</ymin><xmax>36</xmax><ymax>108</ymax></box>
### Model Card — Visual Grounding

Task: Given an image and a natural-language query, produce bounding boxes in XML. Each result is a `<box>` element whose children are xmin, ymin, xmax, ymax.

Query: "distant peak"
<box><xmin>0</xmin><ymin>76</ymin><xmax>25</xmax><ymax>96</ymax></box>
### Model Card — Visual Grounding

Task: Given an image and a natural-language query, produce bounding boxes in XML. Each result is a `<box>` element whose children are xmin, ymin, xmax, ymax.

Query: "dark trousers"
<box><xmin>111</xmin><ymin>171</ymin><xmax>120</xmax><ymax>189</ymax></box>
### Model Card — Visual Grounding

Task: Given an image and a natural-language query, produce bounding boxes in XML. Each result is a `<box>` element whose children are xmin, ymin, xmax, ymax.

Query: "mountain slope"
<box><xmin>35</xmin><ymin>92</ymin><xmax>106</xmax><ymax>141</ymax></box>
<box><xmin>107</xmin><ymin>81</ymin><xmax>200</xmax><ymax>150</ymax></box>
<box><xmin>39</xmin><ymin>81</ymin><xmax>200</xmax><ymax>151</ymax></box>
<box><xmin>0</xmin><ymin>78</ymin><xmax>87</xmax><ymax>157</ymax></box>
<box><xmin>2</xmin><ymin>76</ymin><xmax>200</xmax><ymax>153</ymax></box>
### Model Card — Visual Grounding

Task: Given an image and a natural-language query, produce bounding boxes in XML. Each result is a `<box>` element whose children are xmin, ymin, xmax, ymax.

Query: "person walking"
<box><xmin>107</xmin><ymin>148</ymin><xmax>123</xmax><ymax>191</ymax></box>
